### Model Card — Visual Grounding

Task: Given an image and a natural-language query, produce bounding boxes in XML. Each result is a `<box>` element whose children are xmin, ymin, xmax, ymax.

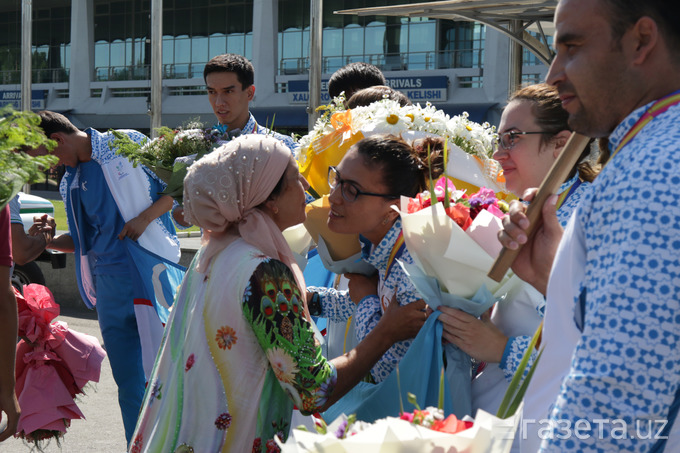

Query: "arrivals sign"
<box><xmin>288</xmin><ymin>76</ymin><xmax>448</xmax><ymax>104</ymax></box>
<box><xmin>0</xmin><ymin>90</ymin><xmax>46</xmax><ymax>110</ymax></box>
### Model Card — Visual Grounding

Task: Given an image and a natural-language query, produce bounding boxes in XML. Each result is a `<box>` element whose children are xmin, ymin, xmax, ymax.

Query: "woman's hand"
<box><xmin>345</xmin><ymin>272</ymin><xmax>379</xmax><ymax>304</ymax></box>
<box><xmin>377</xmin><ymin>296</ymin><xmax>428</xmax><ymax>343</ymax></box>
<box><xmin>438</xmin><ymin>306</ymin><xmax>507</xmax><ymax>363</ymax></box>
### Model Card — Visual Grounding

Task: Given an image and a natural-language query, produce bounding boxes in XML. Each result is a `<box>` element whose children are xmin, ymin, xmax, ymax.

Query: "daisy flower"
<box><xmin>266</xmin><ymin>347</ymin><xmax>299</xmax><ymax>384</ymax></box>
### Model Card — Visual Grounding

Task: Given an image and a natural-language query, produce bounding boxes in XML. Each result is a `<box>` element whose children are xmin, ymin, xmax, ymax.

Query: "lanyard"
<box><xmin>611</xmin><ymin>90</ymin><xmax>680</xmax><ymax>160</ymax></box>
<box><xmin>555</xmin><ymin>178</ymin><xmax>583</xmax><ymax>210</ymax></box>
<box><xmin>384</xmin><ymin>231</ymin><xmax>406</xmax><ymax>281</ymax></box>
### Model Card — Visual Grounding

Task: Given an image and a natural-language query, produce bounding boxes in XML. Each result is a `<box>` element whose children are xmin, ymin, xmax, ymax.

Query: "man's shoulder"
<box><xmin>255</xmin><ymin>125</ymin><xmax>297</xmax><ymax>152</ymax></box>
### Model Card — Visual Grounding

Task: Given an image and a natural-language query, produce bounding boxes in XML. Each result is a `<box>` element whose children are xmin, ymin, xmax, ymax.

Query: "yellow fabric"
<box><xmin>303</xmin><ymin>195</ymin><xmax>361</xmax><ymax>261</ymax></box>
<box><xmin>299</xmin><ymin>110</ymin><xmax>365</xmax><ymax>196</ymax></box>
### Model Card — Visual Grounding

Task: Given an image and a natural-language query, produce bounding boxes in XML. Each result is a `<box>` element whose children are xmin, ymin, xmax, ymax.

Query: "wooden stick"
<box><xmin>488</xmin><ymin>132</ymin><xmax>591</xmax><ymax>282</ymax></box>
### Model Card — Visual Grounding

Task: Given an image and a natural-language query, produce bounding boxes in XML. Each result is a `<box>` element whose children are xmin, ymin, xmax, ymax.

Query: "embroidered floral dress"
<box><xmin>130</xmin><ymin>239</ymin><xmax>336</xmax><ymax>453</ymax></box>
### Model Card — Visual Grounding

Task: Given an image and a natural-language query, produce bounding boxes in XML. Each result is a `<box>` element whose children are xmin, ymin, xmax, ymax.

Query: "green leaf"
<box><xmin>407</xmin><ymin>392</ymin><xmax>420</xmax><ymax>411</ymax></box>
<box><xmin>397</xmin><ymin>365</ymin><xmax>404</xmax><ymax>415</ymax></box>
<box><xmin>497</xmin><ymin>321</ymin><xmax>543</xmax><ymax>419</ymax></box>
<box><xmin>427</xmin><ymin>144</ymin><xmax>436</xmax><ymax>205</ymax></box>
<box><xmin>438</xmin><ymin>367</ymin><xmax>445</xmax><ymax>410</ymax></box>
<box><xmin>0</xmin><ymin>107</ymin><xmax>58</xmax><ymax>209</ymax></box>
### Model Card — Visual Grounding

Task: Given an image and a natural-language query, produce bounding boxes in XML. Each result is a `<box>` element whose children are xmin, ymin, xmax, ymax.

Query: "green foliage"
<box><xmin>0</xmin><ymin>107</ymin><xmax>58</xmax><ymax>209</ymax></box>
<box><xmin>497</xmin><ymin>321</ymin><xmax>544</xmax><ymax>419</ymax></box>
<box><xmin>110</xmin><ymin>123</ymin><xmax>229</xmax><ymax>203</ymax></box>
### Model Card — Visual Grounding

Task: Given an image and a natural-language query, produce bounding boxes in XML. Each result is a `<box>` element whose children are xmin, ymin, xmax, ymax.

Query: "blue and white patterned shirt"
<box><xmin>314</xmin><ymin>220</ymin><xmax>422</xmax><ymax>382</ymax></box>
<box><xmin>525</xmin><ymin>98</ymin><xmax>680</xmax><ymax>452</ymax></box>
<box><xmin>499</xmin><ymin>173</ymin><xmax>590</xmax><ymax>382</ymax></box>
<box><xmin>215</xmin><ymin>112</ymin><xmax>297</xmax><ymax>154</ymax></box>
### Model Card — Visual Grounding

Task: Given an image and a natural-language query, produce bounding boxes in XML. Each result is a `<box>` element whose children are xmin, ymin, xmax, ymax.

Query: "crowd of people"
<box><xmin>2</xmin><ymin>0</ymin><xmax>679</xmax><ymax>451</ymax></box>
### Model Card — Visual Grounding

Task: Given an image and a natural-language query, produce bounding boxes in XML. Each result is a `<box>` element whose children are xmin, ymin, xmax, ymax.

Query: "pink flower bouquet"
<box><xmin>14</xmin><ymin>284</ymin><xmax>106</xmax><ymax>446</ymax></box>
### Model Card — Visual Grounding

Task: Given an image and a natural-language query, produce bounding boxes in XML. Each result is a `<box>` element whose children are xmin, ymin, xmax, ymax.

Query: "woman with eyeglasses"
<box><xmin>308</xmin><ymin>134</ymin><xmax>445</xmax><ymax>384</ymax></box>
<box><xmin>129</xmin><ymin>135</ymin><xmax>428</xmax><ymax>452</ymax></box>
<box><xmin>438</xmin><ymin>83</ymin><xmax>605</xmax><ymax>421</ymax></box>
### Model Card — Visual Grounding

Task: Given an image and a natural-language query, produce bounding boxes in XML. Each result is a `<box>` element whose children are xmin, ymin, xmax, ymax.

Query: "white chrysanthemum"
<box><xmin>360</xmin><ymin>99</ymin><xmax>415</xmax><ymax>136</ymax></box>
<box><xmin>266</xmin><ymin>347</ymin><xmax>299</xmax><ymax>384</ymax></box>
<box><xmin>173</xmin><ymin>128</ymin><xmax>203</xmax><ymax>144</ymax></box>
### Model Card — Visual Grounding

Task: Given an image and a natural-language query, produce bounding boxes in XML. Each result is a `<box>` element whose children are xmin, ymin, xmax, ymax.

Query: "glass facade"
<box><xmin>278</xmin><ymin>0</ymin><xmax>485</xmax><ymax>75</ymax></box>
<box><xmin>1</xmin><ymin>0</ymin><xmax>486</xmax><ymax>85</ymax></box>
<box><xmin>0</xmin><ymin>0</ymin><xmax>70</xmax><ymax>85</ymax></box>
<box><xmin>94</xmin><ymin>0</ymin><xmax>253</xmax><ymax>81</ymax></box>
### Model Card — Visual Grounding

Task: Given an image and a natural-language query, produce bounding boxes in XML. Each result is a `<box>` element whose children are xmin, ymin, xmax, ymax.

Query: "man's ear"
<box><xmin>246</xmin><ymin>85</ymin><xmax>255</xmax><ymax>101</ymax></box>
<box><xmin>49</xmin><ymin>131</ymin><xmax>67</xmax><ymax>146</ymax></box>
<box><xmin>629</xmin><ymin>16</ymin><xmax>659</xmax><ymax>66</ymax></box>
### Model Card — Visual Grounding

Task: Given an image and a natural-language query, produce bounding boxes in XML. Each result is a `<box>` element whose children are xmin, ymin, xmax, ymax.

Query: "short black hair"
<box><xmin>327</xmin><ymin>62</ymin><xmax>387</xmax><ymax>99</ymax></box>
<box><xmin>37</xmin><ymin>110</ymin><xmax>79</xmax><ymax>137</ymax></box>
<box><xmin>203</xmin><ymin>54</ymin><xmax>255</xmax><ymax>89</ymax></box>
<box><xmin>347</xmin><ymin>85</ymin><xmax>411</xmax><ymax>108</ymax></box>
<box><xmin>599</xmin><ymin>0</ymin><xmax>680</xmax><ymax>58</ymax></box>
<box><xmin>354</xmin><ymin>135</ymin><xmax>445</xmax><ymax>198</ymax></box>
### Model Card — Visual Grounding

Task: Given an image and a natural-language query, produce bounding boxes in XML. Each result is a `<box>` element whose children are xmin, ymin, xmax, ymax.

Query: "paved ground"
<box><xmin>2</xmin><ymin>307</ymin><xmax>128</xmax><ymax>453</ymax></box>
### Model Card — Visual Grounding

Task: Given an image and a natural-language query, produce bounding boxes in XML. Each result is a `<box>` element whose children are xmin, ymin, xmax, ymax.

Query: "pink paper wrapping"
<box><xmin>14</xmin><ymin>284</ymin><xmax>106</xmax><ymax>441</ymax></box>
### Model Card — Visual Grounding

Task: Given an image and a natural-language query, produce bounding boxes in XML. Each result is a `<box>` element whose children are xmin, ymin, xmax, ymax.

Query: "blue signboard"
<box><xmin>288</xmin><ymin>76</ymin><xmax>448</xmax><ymax>104</ymax></box>
<box><xmin>0</xmin><ymin>90</ymin><xmax>46</xmax><ymax>110</ymax></box>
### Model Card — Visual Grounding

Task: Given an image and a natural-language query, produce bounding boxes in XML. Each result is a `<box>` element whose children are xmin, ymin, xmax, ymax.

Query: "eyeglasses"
<box><xmin>328</xmin><ymin>166</ymin><xmax>398</xmax><ymax>203</ymax></box>
<box><xmin>497</xmin><ymin>130</ymin><xmax>552</xmax><ymax>150</ymax></box>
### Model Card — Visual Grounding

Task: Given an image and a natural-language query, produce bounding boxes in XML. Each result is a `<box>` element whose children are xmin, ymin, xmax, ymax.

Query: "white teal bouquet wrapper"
<box><xmin>276</xmin><ymin>404</ymin><xmax>522</xmax><ymax>453</ymax></box>
<box><xmin>398</xmin><ymin>178</ymin><xmax>511</xmax><ymax>418</ymax></box>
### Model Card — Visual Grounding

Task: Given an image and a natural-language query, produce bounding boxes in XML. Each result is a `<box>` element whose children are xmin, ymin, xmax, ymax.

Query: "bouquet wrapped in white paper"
<box><xmin>277</xmin><ymin>404</ymin><xmax>522</xmax><ymax>453</ymax></box>
<box><xmin>295</xmin><ymin>97</ymin><xmax>510</xmax><ymax>273</ymax></box>
<box><xmin>397</xmin><ymin>177</ymin><xmax>511</xmax><ymax>417</ymax></box>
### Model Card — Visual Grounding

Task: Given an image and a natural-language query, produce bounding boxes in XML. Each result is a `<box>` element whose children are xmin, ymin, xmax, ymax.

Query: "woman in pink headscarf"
<box><xmin>128</xmin><ymin>135</ymin><xmax>426</xmax><ymax>453</ymax></box>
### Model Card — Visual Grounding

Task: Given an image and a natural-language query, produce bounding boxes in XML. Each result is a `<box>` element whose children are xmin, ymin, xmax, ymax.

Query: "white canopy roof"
<box><xmin>336</xmin><ymin>0</ymin><xmax>558</xmax><ymax>65</ymax></box>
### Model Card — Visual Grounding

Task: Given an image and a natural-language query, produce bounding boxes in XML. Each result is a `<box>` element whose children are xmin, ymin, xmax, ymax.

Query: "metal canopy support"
<box><xmin>150</xmin><ymin>0</ymin><xmax>163</xmax><ymax>137</ymax></box>
<box><xmin>308</xmin><ymin>0</ymin><xmax>323</xmax><ymax>130</ymax></box>
<box><xmin>21</xmin><ymin>0</ymin><xmax>32</xmax><ymax>112</ymax></box>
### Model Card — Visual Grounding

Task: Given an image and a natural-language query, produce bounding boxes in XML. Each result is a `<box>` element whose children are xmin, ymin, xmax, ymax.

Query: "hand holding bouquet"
<box><xmin>398</xmin><ymin>176</ymin><xmax>510</xmax><ymax>418</ymax></box>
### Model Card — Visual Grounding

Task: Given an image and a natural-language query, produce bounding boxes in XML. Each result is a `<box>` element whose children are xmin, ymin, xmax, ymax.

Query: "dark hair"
<box><xmin>37</xmin><ymin>110</ymin><xmax>79</xmax><ymax>137</ymax></box>
<box><xmin>347</xmin><ymin>85</ymin><xmax>412</xmax><ymax>108</ymax></box>
<box><xmin>354</xmin><ymin>135</ymin><xmax>446</xmax><ymax>198</ymax></box>
<box><xmin>599</xmin><ymin>0</ymin><xmax>680</xmax><ymax>57</ymax></box>
<box><xmin>203</xmin><ymin>54</ymin><xmax>255</xmax><ymax>89</ymax></box>
<box><xmin>509</xmin><ymin>84</ymin><xmax>600</xmax><ymax>182</ymax></box>
<box><xmin>327</xmin><ymin>62</ymin><xmax>387</xmax><ymax>99</ymax></box>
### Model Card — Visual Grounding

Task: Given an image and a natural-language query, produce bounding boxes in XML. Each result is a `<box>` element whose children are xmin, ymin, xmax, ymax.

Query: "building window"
<box><xmin>277</xmin><ymin>0</ymin><xmax>485</xmax><ymax>76</ymax></box>
<box><xmin>93</xmin><ymin>0</ymin><xmax>253</xmax><ymax>81</ymax></box>
<box><xmin>0</xmin><ymin>2</ymin><xmax>70</xmax><ymax>85</ymax></box>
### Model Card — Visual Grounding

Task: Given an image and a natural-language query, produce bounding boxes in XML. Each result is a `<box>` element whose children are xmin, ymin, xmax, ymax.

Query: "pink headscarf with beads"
<box><xmin>182</xmin><ymin>135</ymin><xmax>307</xmax><ymax>308</ymax></box>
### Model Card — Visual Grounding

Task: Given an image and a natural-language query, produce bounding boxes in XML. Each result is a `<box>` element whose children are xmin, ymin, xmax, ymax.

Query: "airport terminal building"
<box><xmin>0</xmin><ymin>0</ymin><xmax>549</xmax><ymax>134</ymax></box>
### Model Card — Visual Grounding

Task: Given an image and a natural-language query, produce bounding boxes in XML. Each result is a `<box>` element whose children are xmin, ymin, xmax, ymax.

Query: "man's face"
<box><xmin>546</xmin><ymin>0</ymin><xmax>636</xmax><ymax>137</ymax></box>
<box><xmin>206</xmin><ymin>71</ymin><xmax>254</xmax><ymax>130</ymax></box>
<box><xmin>25</xmin><ymin>142</ymin><xmax>74</xmax><ymax>168</ymax></box>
